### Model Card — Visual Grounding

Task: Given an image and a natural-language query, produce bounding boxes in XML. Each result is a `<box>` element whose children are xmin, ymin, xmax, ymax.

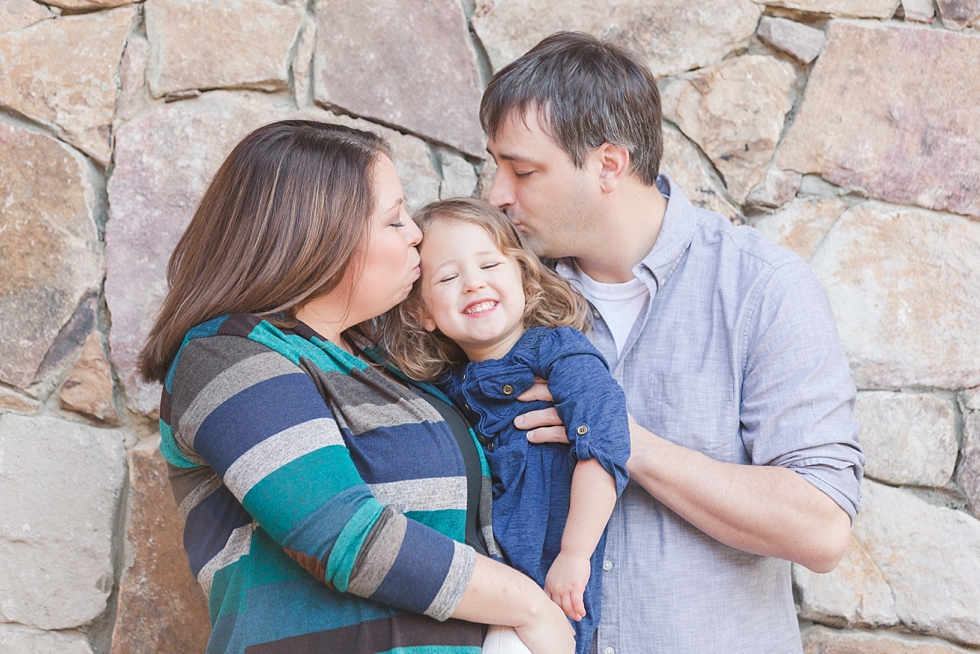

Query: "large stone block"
<box><xmin>802</xmin><ymin>625</ymin><xmax>975</xmax><ymax>653</ymax></box>
<box><xmin>110</xmin><ymin>441</ymin><xmax>210</xmax><ymax>653</ymax></box>
<box><xmin>936</xmin><ymin>0</ymin><xmax>980</xmax><ymax>27</ymax></box>
<box><xmin>472</xmin><ymin>0</ymin><xmax>761</xmax><ymax>79</ymax></box>
<box><xmin>106</xmin><ymin>92</ymin><xmax>293</xmax><ymax>415</ymax></box>
<box><xmin>960</xmin><ymin>411</ymin><xmax>980</xmax><ymax>518</ymax></box>
<box><xmin>0</xmin><ymin>7</ymin><xmax>137</xmax><ymax>165</ymax></box>
<box><xmin>0</xmin><ymin>624</ymin><xmax>92</xmax><ymax>654</ymax></box>
<box><xmin>106</xmin><ymin>93</ymin><xmax>442</xmax><ymax>415</ymax></box>
<box><xmin>795</xmin><ymin>534</ymin><xmax>899</xmax><ymax>627</ymax></box>
<box><xmin>661</xmin><ymin>126</ymin><xmax>741</xmax><ymax>223</ymax></box>
<box><xmin>797</xmin><ymin>480</ymin><xmax>980</xmax><ymax>643</ymax></box>
<box><xmin>854</xmin><ymin>392</ymin><xmax>956</xmax><ymax>488</ymax></box>
<box><xmin>750</xmin><ymin>0</ymin><xmax>901</xmax><ymax>17</ymax></box>
<box><xmin>757</xmin><ymin>16</ymin><xmax>826</xmax><ymax>64</ymax></box>
<box><xmin>663</xmin><ymin>55</ymin><xmax>796</xmax><ymax>203</ymax></box>
<box><xmin>145</xmin><ymin>0</ymin><xmax>304</xmax><ymax>98</ymax></box>
<box><xmin>0</xmin><ymin>122</ymin><xmax>103</xmax><ymax>389</ymax></box>
<box><xmin>778</xmin><ymin>23</ymin><xmax>980</xmax><ymax>220</ymax></box>
<box><xmin>0</xmin><ymin>0</ymin><xmax>50</xmax><ymax>32</ymax></box>
<box><xmin>808</xmin><ymin>202</ymin><xmax>980</xmax><ymax>390</ymax></box>
<box><xmin>314</xmin><ymin>0</ymin><xmax>484</xmax><ymax>156</ymax></box>
<box><xmin>751</xmin><ymin>197</ymin><xmax>846</xmax><ymax>262</ymax></box>
<box><xmin>0</xmin><ymin>414</ymin><xmax>126</xmax><ymax>629</ymax></box>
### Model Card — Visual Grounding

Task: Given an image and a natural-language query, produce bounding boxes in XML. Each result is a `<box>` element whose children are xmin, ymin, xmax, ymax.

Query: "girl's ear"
<box><xmin>416</xmin><ymin>304</ymin><xmax>437</xmax><ymax>332</ymax></box>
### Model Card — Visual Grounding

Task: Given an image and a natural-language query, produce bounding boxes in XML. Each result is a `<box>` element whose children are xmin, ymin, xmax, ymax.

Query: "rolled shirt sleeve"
<box><xmin>739</xmin><ymin>260</ymin><xmax>865</xmax><ymax>520</ymax></box>
<box><xmin>534</xmin><ymin>327</ymin><xmax>631</xmax><ymax>498</ymax></box>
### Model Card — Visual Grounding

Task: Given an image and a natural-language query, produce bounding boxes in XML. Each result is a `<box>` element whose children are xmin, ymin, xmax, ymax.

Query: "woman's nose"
<box><xmin>405</xmin><ymin>214</ymin><xmax>422</xmax><ymax>246</ymax></box>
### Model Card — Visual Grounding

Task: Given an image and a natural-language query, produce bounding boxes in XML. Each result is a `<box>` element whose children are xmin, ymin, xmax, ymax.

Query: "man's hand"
<box><xmin>515</xmin><ymin>378</ymin><xmax>569</xmax><ymax>444</ymax></box>
<box><xmin>544</xmin><ymin>551</ymin><xmax>590</xmax><ymax>621</ymax></box>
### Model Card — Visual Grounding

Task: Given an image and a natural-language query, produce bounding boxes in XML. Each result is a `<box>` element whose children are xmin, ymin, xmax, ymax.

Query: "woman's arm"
<box><xmin>453</xmin><ymin>555</ymin><xmax>575</xmax><ymax>654</ymax></box>
<box><xmin>170</xmin><ymin>337</ymin><xmax>575</xmax><ymax>652</ymax></box>
<box><xmin>545</xmin><ymin>459</ymin><xmax>617</xmax><ymax>620</ymax></box>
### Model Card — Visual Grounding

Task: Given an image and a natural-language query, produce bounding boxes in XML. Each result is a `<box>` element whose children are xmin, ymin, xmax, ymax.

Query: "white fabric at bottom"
<box><xmin>482</xmin><ymin>626</ymin><xmax>532</xmax><ymax>654</ymax></box>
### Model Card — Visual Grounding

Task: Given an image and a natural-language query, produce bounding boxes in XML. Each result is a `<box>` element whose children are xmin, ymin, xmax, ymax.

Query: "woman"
<box><xmin>138</xmin><ymin>120</ymin><xmax>574</xmax><ymax>654</ymax></box>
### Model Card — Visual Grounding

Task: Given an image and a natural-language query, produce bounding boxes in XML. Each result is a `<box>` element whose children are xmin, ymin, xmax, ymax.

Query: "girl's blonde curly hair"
<box><xmin>378</xmin><ymin>198</ymin><xmax>591</xmax><ymax>382</ymax></box>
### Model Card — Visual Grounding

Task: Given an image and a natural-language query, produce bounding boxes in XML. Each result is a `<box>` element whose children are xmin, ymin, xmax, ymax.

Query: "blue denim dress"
<box><xmin>441</xmin><ymin>327</ymin><xmax>630</xmax><ymax>654</ymax></box>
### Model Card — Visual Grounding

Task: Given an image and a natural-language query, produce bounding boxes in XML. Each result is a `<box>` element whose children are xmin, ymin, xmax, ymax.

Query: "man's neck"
<box><xmin>574</xmin><ymin>178</ymin><xmax>668</xmax><ymax>284</ymax></box>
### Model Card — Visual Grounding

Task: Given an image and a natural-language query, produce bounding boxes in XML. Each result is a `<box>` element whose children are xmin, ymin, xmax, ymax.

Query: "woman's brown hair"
<box><xmin>139</xmin><ymin>120</ymin><xmax>390</xmax><ymax>383</ymax></box>
<box><xmin>379</xmin><ymin>198</ymin><xmax>591</xmax><ymax>381</ymax></box>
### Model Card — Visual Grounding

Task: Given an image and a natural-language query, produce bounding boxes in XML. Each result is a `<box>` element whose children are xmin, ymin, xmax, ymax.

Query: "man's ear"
<box><xmin>596</xmin><ymin>142</ymin><xmax>631</xmax><ymax>193</ymax></box>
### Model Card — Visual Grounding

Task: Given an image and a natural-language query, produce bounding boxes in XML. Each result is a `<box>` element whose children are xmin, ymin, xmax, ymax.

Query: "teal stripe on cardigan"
<box><xmin>243</xmin><ymin>448</ymin><xmax>371</xmax><ymax>542</ymax></box>
<box><xmin>328</xmin><ymin>502</ymin><xmax>387</xmax><ymax>592</ymax></box>
<box><xmin>159</xmin><ymin>421</ymin><xmax>198</xmax><ymax>469</ymax></box>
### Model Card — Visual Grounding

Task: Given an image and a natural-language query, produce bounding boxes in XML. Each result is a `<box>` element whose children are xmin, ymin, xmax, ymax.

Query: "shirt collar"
<box><xmin>634</xmin><ymin>173</ymin><xmax>697</xmax><ymax>290</ymax></box>
<box><xmin>555</xmin><ymin>173</ymin><xmax>697</xmax><ymax>292</ymax></box>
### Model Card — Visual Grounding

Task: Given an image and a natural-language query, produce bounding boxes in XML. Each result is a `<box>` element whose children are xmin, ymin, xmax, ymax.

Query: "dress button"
<box><xmin>464</xmin><ymin>403</ymin><xmax>471</xmax><ymax>410</ymax></box>
<box><xmin>604</xmin><ymin>648</ymin><xmax>615</xmax><ymax>654</ymax></box>
<box><xmin>487</xmin><ymin>441</ymin><xmax>495</xmax><ymax>452</ymax></box>
<box><xmin>576</xmin><ymin>425</ymin><xmax>588</xmax><ymax>435</ymax></box>
<box><xmin>502</xmin><ymin>384</ymin><xmax>514</xmax><ymax>395</ymax></box>
<box><xmin>602</xmin><ymin>559</ymin><xmax>613</xmax><ymax>571</ymax></box>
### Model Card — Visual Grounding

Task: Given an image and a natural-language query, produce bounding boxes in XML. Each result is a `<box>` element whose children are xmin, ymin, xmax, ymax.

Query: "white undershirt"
<box><xmin>567</xmin><ymin>263</ymin><xmax>649</xmax><ymax>358</ymax></box>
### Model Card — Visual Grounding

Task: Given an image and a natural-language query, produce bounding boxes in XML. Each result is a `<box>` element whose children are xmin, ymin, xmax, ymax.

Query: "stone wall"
<box><xmin>1</xmin><ymin>0</ymin><xmax>978</xmax><ymax>651</ymax></box>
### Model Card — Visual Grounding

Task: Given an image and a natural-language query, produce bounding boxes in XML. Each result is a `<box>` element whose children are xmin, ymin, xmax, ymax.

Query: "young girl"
<box><xmin>381</xmin><ymin>198</ymin><xmax>630</xmax><ymax>654</ymax></box>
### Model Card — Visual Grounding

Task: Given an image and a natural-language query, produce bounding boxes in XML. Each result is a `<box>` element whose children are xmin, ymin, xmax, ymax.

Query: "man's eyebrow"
<box><xmin>487</xmin><ymin>149</ymin><xmax>534</xmax><ymax>163</ymax></box>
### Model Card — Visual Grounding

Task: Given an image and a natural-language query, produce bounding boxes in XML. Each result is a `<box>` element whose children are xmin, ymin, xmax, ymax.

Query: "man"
<box><xmin>482</xmin><ymin>32</ymin><xmax>864</xmax><ymax>653</ymax></box>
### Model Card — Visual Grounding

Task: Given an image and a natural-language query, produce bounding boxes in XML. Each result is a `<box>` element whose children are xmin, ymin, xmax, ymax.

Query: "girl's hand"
<box><xmin>514</xmin><ymin>377</ymin><xmax>569</xmax><ymax>444</ymax></box>
<box><xmin>513</xmin><ymin>591</ymin><xmax>576</xmax><ymax>654</ymax></box>
<box><xmin>544</xmin><ymin>551</ymin><xmax>590</xmax><ymax>621</ymax></box>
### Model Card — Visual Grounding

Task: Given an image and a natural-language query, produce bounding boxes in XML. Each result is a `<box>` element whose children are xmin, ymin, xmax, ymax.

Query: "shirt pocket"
<box><xmin>647</xmin><ymin>371</ymin><xmax>740</xmax><ymax>462</ymax></box>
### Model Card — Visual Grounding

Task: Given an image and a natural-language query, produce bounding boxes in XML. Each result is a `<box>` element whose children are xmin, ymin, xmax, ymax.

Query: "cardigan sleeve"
<box><xmin>168</xmin><ymin>335</ymin><xmax>475</xmax><ymax>621</ymax></box>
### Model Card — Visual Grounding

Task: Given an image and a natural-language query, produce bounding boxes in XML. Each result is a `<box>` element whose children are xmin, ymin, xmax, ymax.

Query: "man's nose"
<box><xmin>486</xmin><ymin>171</ymin><xmax>513</xmax><ymax>210</ymax></box>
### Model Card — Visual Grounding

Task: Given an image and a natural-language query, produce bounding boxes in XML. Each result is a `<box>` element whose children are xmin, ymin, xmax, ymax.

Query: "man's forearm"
<box><xmin>627</xmin><ymin>417</ymin><xmax>852</xmax><ymax>573</ymax></box>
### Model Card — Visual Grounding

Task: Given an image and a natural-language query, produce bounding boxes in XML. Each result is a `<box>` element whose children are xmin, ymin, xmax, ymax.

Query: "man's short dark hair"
<box><xmin>480</xmin><ymin>31</ymin><xmax>663</xmax><ymax>186</ymax></box>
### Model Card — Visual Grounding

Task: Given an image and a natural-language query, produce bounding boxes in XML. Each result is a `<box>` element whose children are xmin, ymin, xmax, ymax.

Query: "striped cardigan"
<box><xmin>160</xmin><ymin>314</ymin><xmax>497</xmax><ymax>654</ymax></box>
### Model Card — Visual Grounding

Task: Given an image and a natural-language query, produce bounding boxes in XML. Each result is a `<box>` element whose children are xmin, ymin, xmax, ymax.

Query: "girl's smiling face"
<box><xmin>418</xmin><ymin>220</ymin><xmax>527</xmax><ymax>362</ymax></box>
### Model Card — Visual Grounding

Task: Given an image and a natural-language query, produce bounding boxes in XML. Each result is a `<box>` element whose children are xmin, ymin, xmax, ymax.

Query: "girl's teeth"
<box><xmin>465</xmin><ymin>301</ymin><xmax>496</xmax><ymax>314</ymax></box>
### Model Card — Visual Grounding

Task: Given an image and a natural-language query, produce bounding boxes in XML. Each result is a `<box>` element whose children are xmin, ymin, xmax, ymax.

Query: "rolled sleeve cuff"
<box><xmin>424</xmin><ymin>540</ymin><xmax>476</xmax><ymax>621</ymax></box>
<box><xmin>788</xmin><ymin>457</ymin><xmax>863</xmax><ymax>522</ymax></box>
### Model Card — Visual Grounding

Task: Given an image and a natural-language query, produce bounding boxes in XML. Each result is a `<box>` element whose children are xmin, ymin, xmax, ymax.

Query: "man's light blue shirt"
<box><xmin>557</xmin><ymin>174</ymin><xmax>864</xmax><ymax>654</ymax></box>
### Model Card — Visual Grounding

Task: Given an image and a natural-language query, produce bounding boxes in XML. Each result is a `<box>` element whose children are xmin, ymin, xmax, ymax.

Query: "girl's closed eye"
<box><xmin>481</xmin><ymin>262</ymin><xmax>501</xmax><ymax>270</ymax></box>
